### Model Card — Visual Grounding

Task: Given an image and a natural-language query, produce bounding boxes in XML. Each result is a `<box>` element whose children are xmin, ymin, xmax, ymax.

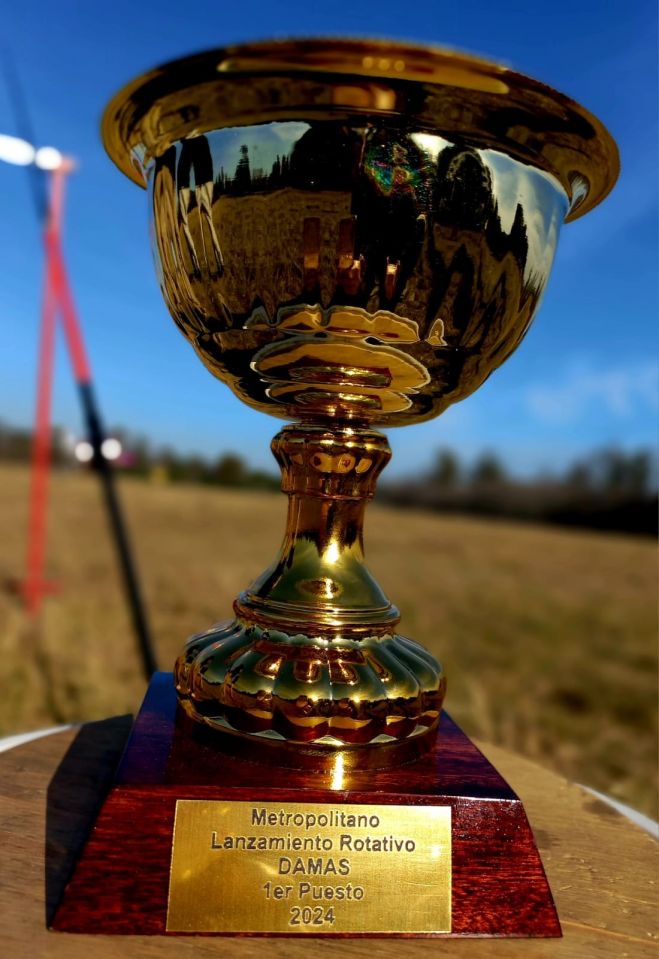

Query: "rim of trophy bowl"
<box><xmin>101</xmin><ymin>36</ymin><xmax>619</xmax><ymax>220</ymax></box>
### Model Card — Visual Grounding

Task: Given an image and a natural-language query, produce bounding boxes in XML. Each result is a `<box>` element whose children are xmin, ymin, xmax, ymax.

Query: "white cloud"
<box><xmin>526</xmin><ymin>360</ymin><xmax>659</xmax><ymax>424</ymax></box>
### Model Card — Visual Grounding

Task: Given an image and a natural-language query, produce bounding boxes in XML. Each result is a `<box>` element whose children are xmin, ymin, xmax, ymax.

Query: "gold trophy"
<box><xmin>53</xmin><ymin>39</ymin><xmax>618</xmax><ymax>937</ymax></box>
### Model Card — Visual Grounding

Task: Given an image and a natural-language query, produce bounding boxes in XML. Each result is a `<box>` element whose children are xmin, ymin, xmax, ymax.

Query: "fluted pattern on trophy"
<box><xmin>175</xmin><ymin>619</ymin><xmax>445</xmax><ymax>748</ymax></box>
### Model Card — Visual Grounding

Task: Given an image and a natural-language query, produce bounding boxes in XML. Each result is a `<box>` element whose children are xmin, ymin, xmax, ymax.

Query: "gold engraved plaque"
<box><xmin>167</xmin><ymin>800</ymin><xmax>451</xmax><ymax>934</ymax></box>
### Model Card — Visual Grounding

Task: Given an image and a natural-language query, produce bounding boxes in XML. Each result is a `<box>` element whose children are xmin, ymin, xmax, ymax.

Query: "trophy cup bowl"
<box><xmin>103</xmin><ymin>38</ymin><xmax>618</xmax><ymax>768</ymax></box>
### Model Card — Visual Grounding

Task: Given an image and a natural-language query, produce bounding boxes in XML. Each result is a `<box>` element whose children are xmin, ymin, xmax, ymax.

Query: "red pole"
<box><xmin>23</xmin><ymin>167</ymin><xmax>65</xmax><ymax>614</ymax></box>
<box><xmin>21</xmin><ymin>161</ymin><xmax>156</xmax><ymax>674</ymax></box>
<box><xmin>45</xmin><ymin>161</ymin><xmax>91</xmax><ymax>385</ymax></box>
<box><xmin>48</xmin><ymin>232</ymin><xmax>91</xmax><ymax>384</ymax></box>
<box><xmin>49</xmin><ymin>228</ymin><xmax>156</xmax><ymax>675</ymax></box>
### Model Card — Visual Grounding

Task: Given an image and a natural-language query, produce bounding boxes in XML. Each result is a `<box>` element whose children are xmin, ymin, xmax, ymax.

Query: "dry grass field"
<box><xmin>0</xmin><ymin>464</ymin><xmax>656</xmax><ymax>816</ymax></box>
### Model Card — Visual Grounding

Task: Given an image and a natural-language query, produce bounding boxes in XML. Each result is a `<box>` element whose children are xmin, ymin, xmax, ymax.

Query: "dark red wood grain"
<box><xmin>52</xmin><ymin>673</ymin><xmax>561</xmax><ymax>938</ymax></box>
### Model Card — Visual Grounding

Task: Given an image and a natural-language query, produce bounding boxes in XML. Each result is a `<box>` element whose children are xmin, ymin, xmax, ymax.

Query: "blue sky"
<box><xmin>1</xmin><ymin>0</ymin><xmax>656</xmax><ymax>478</ymax></box>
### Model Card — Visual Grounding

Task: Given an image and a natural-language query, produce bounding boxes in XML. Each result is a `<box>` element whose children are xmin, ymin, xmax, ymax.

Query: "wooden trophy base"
<box><xmin>51</xmin><ymin>673</ymin><xmax>560</xmax><ymax>938</ymax></box>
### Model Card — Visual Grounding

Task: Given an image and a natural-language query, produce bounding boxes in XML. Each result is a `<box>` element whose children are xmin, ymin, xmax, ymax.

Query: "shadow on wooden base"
<box><xmin>50</xmin><ymin>672</ymin><xmax>560</xmax><ymax>938</ymax></box>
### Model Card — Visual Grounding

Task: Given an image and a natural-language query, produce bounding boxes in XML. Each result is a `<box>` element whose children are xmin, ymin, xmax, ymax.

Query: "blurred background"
<box><xmin>1</xmin><ymin>1</ymin><xmax>656</xmax><ymax>816</ymax></box>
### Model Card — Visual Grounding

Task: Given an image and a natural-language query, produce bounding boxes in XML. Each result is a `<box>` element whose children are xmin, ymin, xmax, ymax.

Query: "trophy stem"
<box><xmin>235</xmin><ymin>423</ymin><xmax>400</xmax><ymax>634</ymax></box>
<box><xmin>174</xmin><ymin>422</ymin><xmax>445</xmax><ymax>761</ymax></box>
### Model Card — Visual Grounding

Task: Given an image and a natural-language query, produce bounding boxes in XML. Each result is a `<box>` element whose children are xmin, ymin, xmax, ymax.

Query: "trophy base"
<box><xmin>51</xmin><ymin>673</ymin><xmax>560</xmax><ymax>938</ymax></box>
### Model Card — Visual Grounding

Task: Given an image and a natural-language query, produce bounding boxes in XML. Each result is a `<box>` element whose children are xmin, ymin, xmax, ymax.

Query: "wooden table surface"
<box><xmin>0</xmin><ymin>716</ymin><xmax>656</xmax><ymax>958</ymax></box>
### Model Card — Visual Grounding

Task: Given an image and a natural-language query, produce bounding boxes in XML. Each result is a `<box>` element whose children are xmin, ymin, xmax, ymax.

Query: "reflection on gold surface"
<box><xmin>146</xmin><ymin>125</ymin><xmax>570</xmax><ymax>426</ymax></box>
<box><xmin>143</xmin><ymin>121</ymin><xmax>568</xmax><ymax>425</ymax></box>
<box><xmin>103</xmin><ymin>39</ymin><xmax>618</xmax><ymax>757</ymax></box>
<box><xmin>104</xmin><ymin>37</ymin><xmax>618</xmax><ymax>219</ymax></box>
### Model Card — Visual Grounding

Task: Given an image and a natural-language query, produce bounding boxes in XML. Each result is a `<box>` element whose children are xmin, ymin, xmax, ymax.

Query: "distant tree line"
<box><xmin>147</xmin><ymin>447</ymin><xmax>278</xmax><ymax>491</ymax></box>
<box><xmin>115</xmin><ymin>431</ymin><xmax>279</xmax><ymax>491</ymax></box>
<box><xmin>0</xmin><ymin>422</ymin><xmax>279</xmax><ymax>492</ymax></box>
<box><xmin>1</xmin><ymin>422</ymin><xmax>655</xmax><ymax>535</ymax></box>
<box><xmin>0</xmin><ymin>424</ymin><xmax>69</xmax><ymax>465</ymax></box>
<box><xmin>381</xmin><ymin>447</ymin><xmax>658</xmax><ymax>537</ymax></box>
